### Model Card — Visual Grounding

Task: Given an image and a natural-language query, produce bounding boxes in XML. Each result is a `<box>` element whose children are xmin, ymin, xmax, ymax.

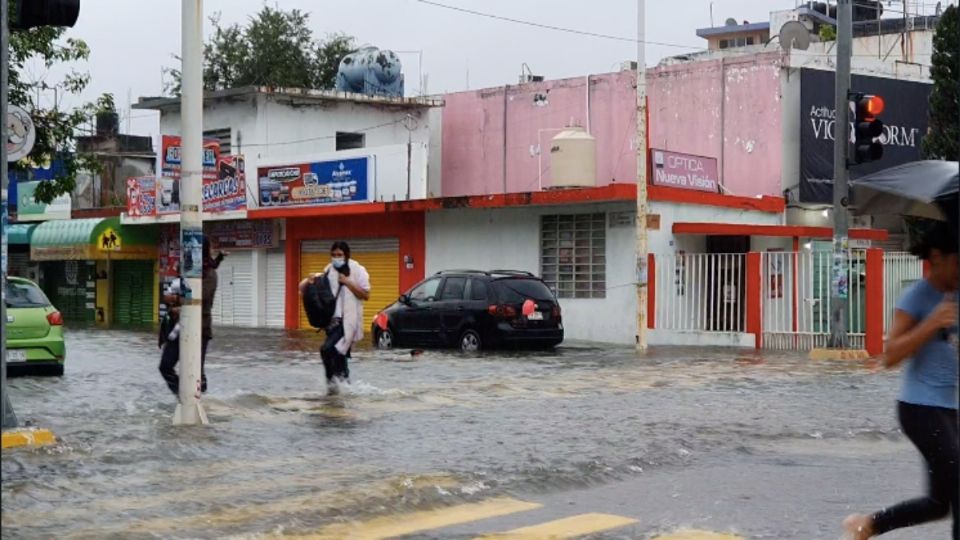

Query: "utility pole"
<box><xmin>1</xmin><ymin>0</ymin><xmax>18</xmax><ymax>429</ymax></box>
<box><xmin>635</xmin><ymin>0</ymin><xmax>649</xmax><ymax>353</ymax></box>
<box><xmin>830</xmin><ymin>0</ymin><xmax>853</xmax><ymax>349</ymax></box>
<box><xmin>172</xmin><ymin>0</ymin><xmax>208</xmax><ymax>426</ymax></box>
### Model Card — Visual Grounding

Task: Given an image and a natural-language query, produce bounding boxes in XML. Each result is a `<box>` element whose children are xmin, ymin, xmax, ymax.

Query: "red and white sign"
<box><xmin>651</xmin><ymin>149</ymin><xmax>719</xmax><ymax>193</ymax></box>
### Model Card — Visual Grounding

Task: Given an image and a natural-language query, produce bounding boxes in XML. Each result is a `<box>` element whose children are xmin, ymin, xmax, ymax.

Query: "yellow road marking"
<box><xmin>281</xmin><ymin>498</ymin><xmax>542</xmax><ymax>540</ymax></box>
<box><xmin>1</xmin><ymin>428</ymin><xmax>56</xmax><ymax>449</ymax></box>
<box><xmin>480</xmin><ymin>513</ymin><xmax>638</xmax><ymax>539</ymax></box>
<box><xmin>60</xmin><ymin>474</ymin><xmax>468</xmax><ymax>536</ymax></box>
<box><xmin>652</xmin><ymin>530</ymin><xmax>744</xmax><ymax>540</ymax></box>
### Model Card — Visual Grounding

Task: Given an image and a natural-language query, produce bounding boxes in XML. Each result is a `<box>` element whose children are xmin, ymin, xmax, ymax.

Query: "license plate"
<box><xmin>527</xmin><ymin>311</ymin><xmax>544</xmax><ymax>321</ymax></box>
<box><xmin>6</xmin><ymin>350</ymin><xmax>27</xmax><ymax>362</ymax></box>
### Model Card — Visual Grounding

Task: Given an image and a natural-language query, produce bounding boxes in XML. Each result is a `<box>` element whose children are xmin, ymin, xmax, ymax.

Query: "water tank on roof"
<box><xmin>548</xmin><ymin>127</ymin><xmax>597</xmax><ymax>189</ymax></box>
<box><xmin>336</xmin><ymin>46</ymin><xmax>405</xmax><ymax>98</ymax></box>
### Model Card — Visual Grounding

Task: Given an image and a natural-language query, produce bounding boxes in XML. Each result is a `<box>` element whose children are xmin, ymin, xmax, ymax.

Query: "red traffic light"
<box><xmin>855</xmin><ymin>94</ymin><xmax>885</xmax><ymax>118</ymax></box>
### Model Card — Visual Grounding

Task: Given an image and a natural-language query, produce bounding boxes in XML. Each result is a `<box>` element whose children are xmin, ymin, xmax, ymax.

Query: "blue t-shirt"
<box><xmin>895</xmin><ymin>279</ymin><xmax>958</xmax><ymax>410</ymax></box>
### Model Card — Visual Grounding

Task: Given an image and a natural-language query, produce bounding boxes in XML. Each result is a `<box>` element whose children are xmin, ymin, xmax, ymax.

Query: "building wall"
<box><xmin>158</xmin><ymin>95</ymin><xmax>435</xmax><ymax>207</ymax></box>
<box><xmin>439</xmin><ymin>56</ymin><xmax>785</xmax><ymax>200</ymax></box>
<box><xmin>440</xmin><ymin>73</ymin><xmax>637</xmax><ymax>197</ymax></box>
<box><xmin>425</xmin><ymin>201</ymin><xmax>784</xmax><ymax>345</ymax></box>
<box><xmin>649</xmin><ymin>53</ymin><xmax>784</xmax><ymax>199</ymax></box>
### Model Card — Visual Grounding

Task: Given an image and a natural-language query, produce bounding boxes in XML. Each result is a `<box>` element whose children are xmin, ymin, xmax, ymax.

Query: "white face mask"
<box><xmin>332</xmin><ymin>257</ymin><xmax>346</xmax><ymax>269</ymax></box>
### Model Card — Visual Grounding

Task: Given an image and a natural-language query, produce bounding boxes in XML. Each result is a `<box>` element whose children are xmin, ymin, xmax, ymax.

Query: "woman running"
<box><xmin>843</xmin><ymin>222</ymin><xmax>958</xmax><ymax>539</ymax></box>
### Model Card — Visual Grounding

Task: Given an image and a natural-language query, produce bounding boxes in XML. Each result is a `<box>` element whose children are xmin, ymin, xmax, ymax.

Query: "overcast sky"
<box><xmin>34</xmin><ymin>0</ymin><xmax>805</xmax><ymax>138</ymax></box>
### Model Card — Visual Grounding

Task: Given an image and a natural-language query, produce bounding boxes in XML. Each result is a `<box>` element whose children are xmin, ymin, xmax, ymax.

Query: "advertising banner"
<box><xmin>799</xmin><ymin>69</ymin><xmax>931</xmax><ymax>204</ymax></box>
<box><xmin>257</xmin><ymin>157</ymin><xmax>370</xmax><ymax>207</ymax></box>
<box><xmin>650</xmin><ymin>149</ymin><xmax>719</xmax><ymax>193</ymax></box>
<box><xmin>16</xmin><ymin>180</ymin><xmax>72</xmax><ymax>222</ymax></box>
<box><xmin>207</xmin><ymin>220</ymin><xmax>277</xmax><ymax>250</ymax></box>
<box><xmin>126</xmin><ymin>176</ymin><xmax>157</xmax><ymax>218</ymax></box>
<box><xmin>204</xmin><ymin>155</ymin><xmax>247</xmax><ymax>212</ymax></box>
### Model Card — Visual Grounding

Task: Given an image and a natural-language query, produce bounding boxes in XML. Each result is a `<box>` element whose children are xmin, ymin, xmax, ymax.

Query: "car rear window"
<box><xmin>5</xmin><ymin>281</ymin><xmax>50</xmax><ymax>308</ymax></box>
<box><xmin>493</xmin><ymin>278</ymin><xmax>556</xmax><ymax>303</ymax></box>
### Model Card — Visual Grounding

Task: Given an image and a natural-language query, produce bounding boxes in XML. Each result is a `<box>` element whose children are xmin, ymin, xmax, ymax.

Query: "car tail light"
<box><xmin>47</xmin><ymin>311</ymin><xmax>64</xmax><ymax>326</ymax></box>
<box><xmin>487</xmin><ymin>304</ymin><xmax>518</xmax><ymax>319</ymax></box>
<box><xmin>374</xmin><ymin>312</ymin><xmax>389</xmax><ymax>331</ymax></box>
<box><xmin>552</xmin><ymin>305</ymin><xmax>562</xmax><ymax>319</ymax></box>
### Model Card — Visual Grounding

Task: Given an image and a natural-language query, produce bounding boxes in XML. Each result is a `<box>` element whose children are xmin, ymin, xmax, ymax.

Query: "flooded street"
<box><xmin>1</xmin><ymin>328</ymin><xmax>947</xmax><ymax>539</ymax></box>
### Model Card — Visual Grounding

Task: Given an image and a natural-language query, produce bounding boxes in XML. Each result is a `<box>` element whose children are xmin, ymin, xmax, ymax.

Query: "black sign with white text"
<box><xmin>799</xmin><ymin>68</ymin><xmax>931</xmax><ymax>204</ymax></box>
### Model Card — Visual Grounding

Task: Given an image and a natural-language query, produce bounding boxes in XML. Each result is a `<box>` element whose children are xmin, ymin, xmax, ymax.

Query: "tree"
<box><xmin>8</xmin><ymin>25</ymin><xmax>111</xmax><ymax>203</ymax></box>
<box><xmin>165</xmin><ymin>7</ymin><xmax>356</xmax><ymax>95</ymax></box>
<box><xmin>922</xmin><ymin>5</ymin><xmax>959</xmax><ymax>160</ymax></box>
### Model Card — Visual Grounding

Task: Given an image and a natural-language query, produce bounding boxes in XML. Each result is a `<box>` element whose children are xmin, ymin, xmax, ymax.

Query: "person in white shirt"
<box><xmin>299</xmin><ymin>240</ymin><xmax>370</xmax><ymax>394</ymax></box>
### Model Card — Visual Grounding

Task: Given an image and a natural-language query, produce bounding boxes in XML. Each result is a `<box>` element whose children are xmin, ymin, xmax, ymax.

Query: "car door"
<box><xmin>435</xmin><ymin>276</ymin><xmax>468</xmax><ymax>345</ymax></box>
<box><xmin>394</xmin><ymin>277</ymin><xmax>442</xmax><ymax>346</ymax></box>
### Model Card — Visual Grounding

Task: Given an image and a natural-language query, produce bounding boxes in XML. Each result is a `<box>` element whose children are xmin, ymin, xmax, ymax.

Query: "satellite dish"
<box><xmin>779</xmin><ymin>20</ymin><xmax>812</xmax><ymax>51</ymax></box>
<box><xmin>724</xmin><ymin>17</ymin><xmax>738</xmax><ymax>26</ymax></box>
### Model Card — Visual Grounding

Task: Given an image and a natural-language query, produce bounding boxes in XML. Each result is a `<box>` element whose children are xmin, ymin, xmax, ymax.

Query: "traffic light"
<box><xmin>12</xmin><ymin>0</ymin><xmax>80</xmax><ymax>30</ymax></box>
<box><xmin>852</xmin><ymin>93</ymin><xmax>885</xmax><ymax>165</ymax></box>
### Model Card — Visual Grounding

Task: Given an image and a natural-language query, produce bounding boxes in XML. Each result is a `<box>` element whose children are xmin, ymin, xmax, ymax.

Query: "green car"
<box><xmin>5</xmin><ymin>276</ymin><xmax>66</xmax><ymax>376</ymax></box>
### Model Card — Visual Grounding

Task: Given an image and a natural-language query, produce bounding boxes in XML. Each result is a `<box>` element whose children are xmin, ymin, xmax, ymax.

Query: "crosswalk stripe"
<box><xmin>652</xmin><ymin>530</ymin><xmax>744</xmax><ymax>540</ymax></box>
<box><xmin>281</xmin><ymin>498</ymin><xmax>542</xmax><ymax>540</ymax></box>
<box><xmin>479</xmin><ymin>513</ymin><xmax>638</xmax><ymax>539</ymax></box>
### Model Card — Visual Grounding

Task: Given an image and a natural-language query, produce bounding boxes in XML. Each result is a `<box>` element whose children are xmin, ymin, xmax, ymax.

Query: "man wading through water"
<box><xmin>300</xmin><ymin>241</ymin><xmax>370</xmax><ymax>395</ymax></box>
<box><xmin>160</xmin><ymin>238</ymin><xmax>224</xmax><ymax>397</ymax></box>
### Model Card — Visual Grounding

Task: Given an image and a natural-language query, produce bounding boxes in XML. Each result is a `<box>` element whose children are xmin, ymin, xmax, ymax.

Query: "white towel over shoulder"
<box><xmin>325</xmin><ymin>260</ymin><xmax>371</xmax><ymax>355</ymax></box>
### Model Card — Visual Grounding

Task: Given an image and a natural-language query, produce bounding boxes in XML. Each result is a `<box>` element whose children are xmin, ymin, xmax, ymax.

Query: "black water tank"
<box><xmin>96</xmin><ymin>111</ymin><xmax>119</xmax><ymax>136</ymax></box>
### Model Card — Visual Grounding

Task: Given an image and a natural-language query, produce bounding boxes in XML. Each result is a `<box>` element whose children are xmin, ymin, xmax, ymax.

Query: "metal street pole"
<box><xmin>829</xmin><ymin>0</ymin><xmax>852</xmax><ymax>349</ymax></box>
<box><xmin>635</xmin><ymin>0</ymin><xmax>649</xmax><ymax>353</ymax></box>
<box><xmin>172</xmin><ymin>0</ymin><xmax>208</xmax><ymax>426</ymax></box>
<box><xmin>1</xmin><ymin>0</ymin><xmax>19</xmax><ymax>429</ymax></box>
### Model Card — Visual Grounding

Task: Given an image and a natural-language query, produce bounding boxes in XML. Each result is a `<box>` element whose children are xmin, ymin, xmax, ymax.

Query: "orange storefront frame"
<box><xmin>283</xmin><ymin>212</ymin><xmax>426</xmax><ymax>330</ymax></box>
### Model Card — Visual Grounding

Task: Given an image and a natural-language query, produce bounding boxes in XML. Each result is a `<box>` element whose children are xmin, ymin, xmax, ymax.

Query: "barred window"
<box><xmin>540</xmin><ymin>214</ymin><xmax>606</xmax><ymax>299</ymax></box>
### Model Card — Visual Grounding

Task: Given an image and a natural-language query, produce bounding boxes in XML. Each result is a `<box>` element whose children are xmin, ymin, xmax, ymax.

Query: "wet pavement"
<box><xmin>0</xmin><ymin>327</ymin><xmax>949</xmax><ymax>539</ymax></box>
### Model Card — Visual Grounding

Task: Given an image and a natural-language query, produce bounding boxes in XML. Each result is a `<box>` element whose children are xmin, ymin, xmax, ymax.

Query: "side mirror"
<box><xmin>399</xmin><ymin>294</ymin><xmax>411</xmax><ymax>305</ymax></box>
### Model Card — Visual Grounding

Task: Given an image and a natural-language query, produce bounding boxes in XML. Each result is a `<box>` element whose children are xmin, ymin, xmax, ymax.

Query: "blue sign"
<box><xmin>257</xmin><ymin>157</ymin><xmax>370</xmax><ymax>207</ymax></box>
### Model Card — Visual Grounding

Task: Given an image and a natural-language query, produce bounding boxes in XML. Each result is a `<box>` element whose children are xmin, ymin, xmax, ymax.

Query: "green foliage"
<box><xmin>922</xmin><ymin>5</ymin><xmax>959</xmax><ymax>161</ymax></box>
<box><xmin>9</xmin><ymin>23</ymin><xmax>110</xmax><ymax>204</ymax></box>
<box><xmin>164</xmin><ymin>7</ymin><xmax>357</xmax><ymax>95</ymax></box>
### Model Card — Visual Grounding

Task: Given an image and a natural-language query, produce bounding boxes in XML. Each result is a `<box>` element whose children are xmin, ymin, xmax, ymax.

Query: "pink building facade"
<box><xmin>440</xmin><ymin>53</ymin><xmax>785</xmax><ymax>200</ymax></box>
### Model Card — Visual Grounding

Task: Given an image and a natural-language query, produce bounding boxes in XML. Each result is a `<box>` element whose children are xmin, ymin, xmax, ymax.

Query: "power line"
<box><xmin>239</xmin><ymin>119</ymin><xmax>405</xmax><ymax>149</ymax></box>
<box><xmin>415</xmin><ymin>0</ymin><xmax>705</xmax><ymax>51</ymax></box>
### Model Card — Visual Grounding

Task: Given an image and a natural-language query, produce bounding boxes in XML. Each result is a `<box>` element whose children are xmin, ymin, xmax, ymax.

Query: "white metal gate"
<box><xmin>654</xmin><ymin>253</ymin><xmax>746</xmax><ymax>333</ymax></box>
<box><xmin>883</xmin><ymin>252</ymin><xmax>924</xmax><ymax>335</ymax></box>
<box><xmin>761</xmin><ymin>250</ymin><xmax>895</xmax><ymax>350</ymax></box>
<box><xmin>265</xmin><ymin>248</ymin><xmax>286</xmax><ymax>328</ymax></box>
<box><xmin>213</xmin><ymin>250</ymin><xmax>254</xmax><ymax>327</ymax></box>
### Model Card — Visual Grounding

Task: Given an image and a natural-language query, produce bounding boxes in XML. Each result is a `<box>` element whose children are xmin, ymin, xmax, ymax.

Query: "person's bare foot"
<box><xmin>843</xmin><ymin>514</ymin><xmax>874</xmax><ymax>540</ymax></box>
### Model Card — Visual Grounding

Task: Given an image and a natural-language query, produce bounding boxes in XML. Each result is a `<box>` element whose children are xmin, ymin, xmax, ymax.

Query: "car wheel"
<box><xmin>376</xmin><ymin>328</ymin><xmax>395</xmax><ymax>350</ymax></box>
<box><xmin>459</xmin><ymin>329</ymin><xmax>482</xmax><ymax>353</ymax></box>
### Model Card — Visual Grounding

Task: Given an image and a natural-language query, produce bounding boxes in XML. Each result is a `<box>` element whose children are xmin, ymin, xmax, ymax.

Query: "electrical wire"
<box><xmin>239</xmin><ymin>119</ymin><xmax>406</xmax><ymax>149</ymax></box>
<box><xmin>415</xmin><ymin>0</ymin><xmax>706</xmax><ymax>51</ymax></box>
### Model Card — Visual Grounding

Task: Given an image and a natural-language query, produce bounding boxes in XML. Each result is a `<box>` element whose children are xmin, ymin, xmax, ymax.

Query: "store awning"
<box><xmin>31</xmin><ymin>217</ymin><xmax>158</xmax><ymax>261</ymax></box>
<box><xmin>6</xmin><ymin>223</ymin><xmax>37</xmax><ymax>245</ymax></box>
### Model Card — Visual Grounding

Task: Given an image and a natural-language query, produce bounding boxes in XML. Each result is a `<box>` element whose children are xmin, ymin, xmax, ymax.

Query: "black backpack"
<box><xmin>302</xmin><ymin>272</ymin><xmax>340</xmax><ymax>329</ymax></box>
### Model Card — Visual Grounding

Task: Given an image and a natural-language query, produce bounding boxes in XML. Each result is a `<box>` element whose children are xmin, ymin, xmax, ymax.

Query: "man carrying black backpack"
<box><xmin>299</xmin><ymin>240</ymin><xmax>370</xmax><ymax>394</ymax></box>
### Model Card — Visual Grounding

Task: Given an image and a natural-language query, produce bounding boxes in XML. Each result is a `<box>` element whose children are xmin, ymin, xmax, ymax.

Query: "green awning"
<box><xmin>31</xmin><ymin>217</ymin><xmax>158</xmax><ymax>261</ymax></box>
<box><xmin>6</xmin><ymin>223</ymin><xmax>37</xmax><ymax>245</ymax></box>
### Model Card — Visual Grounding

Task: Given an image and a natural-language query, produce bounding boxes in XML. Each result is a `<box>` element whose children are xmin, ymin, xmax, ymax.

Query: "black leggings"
<box><xmin>871</xmin><ymin>401</ymin><xmax>958</xmax><ymax>538</ymax></box>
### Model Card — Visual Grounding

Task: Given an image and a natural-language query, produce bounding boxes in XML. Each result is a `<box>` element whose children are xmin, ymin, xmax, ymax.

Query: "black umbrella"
<box><xmin>851</xmin><ymin>160</ymin><xmax>959</xmax><ymax>222</ymax></box>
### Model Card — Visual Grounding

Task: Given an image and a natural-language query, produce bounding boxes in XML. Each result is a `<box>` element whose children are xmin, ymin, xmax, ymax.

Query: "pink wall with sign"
<box><xmin>439</xmin><ymin>53</ymin><xmax>783</xmax><ymax>199</ymax></box>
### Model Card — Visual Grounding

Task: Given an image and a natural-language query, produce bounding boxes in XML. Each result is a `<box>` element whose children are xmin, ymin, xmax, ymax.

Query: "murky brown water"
<box><xmin>1</xmin><ymin>327</ymin><xmax>903</xmax><ymax>539</ymax></box>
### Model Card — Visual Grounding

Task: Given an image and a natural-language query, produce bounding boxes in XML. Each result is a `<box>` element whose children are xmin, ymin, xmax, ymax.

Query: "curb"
<box><xmin>1</xmin><ymin>428</ymin><xmax>57</xmax><ymax>449</ymax></box>
<box><xmin>808</xmin><ymin>348</ymin><xmax>871</xmax><ymax>361</ymax></box>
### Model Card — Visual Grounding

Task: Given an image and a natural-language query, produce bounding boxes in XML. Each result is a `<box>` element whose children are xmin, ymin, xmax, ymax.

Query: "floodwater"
<box><xmin>1</xmin><ymin>327</ymin><xmax>914</xmax><ymax>539</ymax></box>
